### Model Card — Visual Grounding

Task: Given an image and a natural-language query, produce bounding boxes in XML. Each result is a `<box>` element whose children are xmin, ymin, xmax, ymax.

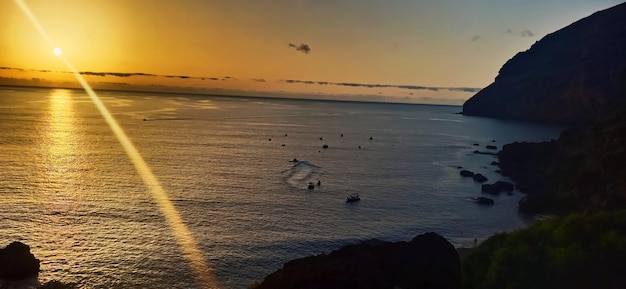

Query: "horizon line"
<box><xmin>0</xmin><ymin>82</ymin><xmax>466</xmax><ymax>108</ymax></box>
<box><xmin>0</xmin><ymin>65</ymin><xmax>482</xmax><ymax>93</ymax></box>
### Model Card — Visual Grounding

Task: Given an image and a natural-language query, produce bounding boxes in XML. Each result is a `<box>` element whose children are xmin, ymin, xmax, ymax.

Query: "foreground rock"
<box><xmin>254</xmin><ymin>232</ymin><xmax>461</xmax><ymax>289</ymax></box>
<box><xmin>463</xmin><ymin>2</ymin><xmax>626</xmax><ymax>125</ymax></box>
<box><xmin>0</xmin><ymin>242</ymin><xmax>40</xmax><ymax>279</ymax></box>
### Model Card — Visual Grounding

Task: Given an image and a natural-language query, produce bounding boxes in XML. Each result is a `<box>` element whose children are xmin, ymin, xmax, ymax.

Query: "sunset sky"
<box><xmin>1</xmin><ymin>0</ymin><xmax>623</xmax><ymax>104</ymax></box>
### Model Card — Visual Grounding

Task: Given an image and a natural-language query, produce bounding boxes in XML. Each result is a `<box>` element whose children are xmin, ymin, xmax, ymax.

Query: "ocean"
<box><xmin>0</xmin><ymin>87</ymin><xmax>562</xmax><ymax>289</ymax></box>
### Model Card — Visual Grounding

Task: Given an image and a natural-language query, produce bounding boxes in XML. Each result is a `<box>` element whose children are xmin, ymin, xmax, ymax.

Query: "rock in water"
<box><xmin>472</xmin><ymin>173</ymin><xmax>488</xmax><ymax>183</ymax></box>
<box><xmin>460</xmin><ymin>170</ymin><xmax>475</xmax><ymax>177</ymax></box>
<box><xmin>0</xmin><ymin>242</ymin><xmax>40</xmax><ymax>279</ymax></box>
<box><xmin>253</xmin><ymin>232</ymin><xmax>461</xmax><ymax>289</ymax></box>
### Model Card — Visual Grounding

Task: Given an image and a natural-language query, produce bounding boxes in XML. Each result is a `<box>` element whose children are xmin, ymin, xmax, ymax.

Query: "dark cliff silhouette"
<box><xmin>460</xmin><ymin>1</ymin><xmax>626</xmax><ymax>214</ymax></box>
<box><xmin>463</xmin><ymin>2</ymin><xmax>626</xmax><ymax>125</ymax></box>
<box><xmin>253</xmin><ymin>232</ymin><xmax>461</xmax><ymax>289</ymax></box>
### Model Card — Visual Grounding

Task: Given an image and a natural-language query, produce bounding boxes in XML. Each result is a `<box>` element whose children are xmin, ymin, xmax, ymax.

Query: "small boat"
<box><xmin>346</xmin><ymin>193</ymin><xmax>360</xmax><ymax>203</ymax></box>
<box><xmin>474</xmin><ymin>196</ymin><xmax>494</xmax><ymax>205</ymax></box>
<box><xmin>307</xmin><ymin>182</ymin><xmax>315</xmax><ymax>190</ymax></box>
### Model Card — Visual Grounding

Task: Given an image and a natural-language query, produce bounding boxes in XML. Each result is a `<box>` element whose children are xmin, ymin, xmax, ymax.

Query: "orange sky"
<box><xmin>1</xmin><ymin>0</ymin><xmax>623</xmax><ymax>104</ymax></box>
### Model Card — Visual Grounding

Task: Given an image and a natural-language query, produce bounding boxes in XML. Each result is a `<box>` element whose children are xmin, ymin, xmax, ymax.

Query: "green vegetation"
<box><xmin>462</xmin><ymin>210</ymin><xmax>626</xmax><ymax>289</ymax></box>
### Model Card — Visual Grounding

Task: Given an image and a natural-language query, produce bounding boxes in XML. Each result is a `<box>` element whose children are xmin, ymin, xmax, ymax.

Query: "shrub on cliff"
<box><xmin>462</xmin><ymin>210</ymin><xmax>626</xmax><ymax>289</ymax></box>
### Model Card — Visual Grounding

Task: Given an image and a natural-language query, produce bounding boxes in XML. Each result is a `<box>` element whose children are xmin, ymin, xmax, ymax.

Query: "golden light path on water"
<box><xmin>14</xmin><ymin>1</ymin><xmax>219</xmax><ymax>288</ymax></box>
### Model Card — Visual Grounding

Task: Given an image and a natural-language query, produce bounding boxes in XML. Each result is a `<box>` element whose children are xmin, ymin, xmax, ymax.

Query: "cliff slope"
<box><xmin>463</xmin><ymin>2</ymin><xmax>626</xmax><ymax>125</ymax></box>
<box><xmin>497</xmin><ymin>108</ymin><xmax>626</xmax><ymax>214</ymax></box>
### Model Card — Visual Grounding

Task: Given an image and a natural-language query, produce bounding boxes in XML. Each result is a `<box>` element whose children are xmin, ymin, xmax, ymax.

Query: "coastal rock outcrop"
<box><xmin>462</xmin><ymin>2</ymin><xmax>626</xmax><ymax>125</ymax></box>
<box><xmin>497</xmin><ymin>110</ymin><xmax>626</xmax><ymax>213</ymax></box>
<box><xmin>0</xmin><ymin>241</ymin><xmax>40</xmax><ymax>279</ymax></box>
<box><xmin>254</xmin><ymin>232</ymin><xmax>461</xmax><ymax>289</ymax></box>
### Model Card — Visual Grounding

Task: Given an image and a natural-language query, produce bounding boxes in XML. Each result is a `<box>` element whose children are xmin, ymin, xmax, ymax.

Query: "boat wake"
<box><xmin>282</xmin><ymin>161</ymin><xmax>322</xmax><ymax>189</ymax></box>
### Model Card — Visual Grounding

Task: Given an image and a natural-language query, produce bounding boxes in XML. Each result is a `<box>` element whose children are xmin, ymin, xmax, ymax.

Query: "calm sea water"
<box><xmin>0</xmin><ymin>87</ymin><xmax>562</xmax><ymax>289</ymax></box>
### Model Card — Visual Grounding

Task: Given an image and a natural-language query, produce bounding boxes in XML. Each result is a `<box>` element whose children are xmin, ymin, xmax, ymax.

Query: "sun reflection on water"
<box><xmin>40</xmin><ymin>89</ymin><xmax>82</xmax><ymax>215</ymax></box>
<box><xmin>15</xmin><ymin>0</ymin><xmax>220</xmax><ymax>286</ymax></box>
<box><xmin>36</xmin><ymin>89</ymin><xmax>85</xmax><ymax>278</ymax></box>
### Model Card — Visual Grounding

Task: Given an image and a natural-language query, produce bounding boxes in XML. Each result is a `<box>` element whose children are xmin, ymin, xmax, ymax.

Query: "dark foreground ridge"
<box><xmin>253</xmin><ymin>232</ymin><xmax>460</xmax><ymax>289</ymax></box>
<box><xmin>0</xmin><ymin>241</ymin><xmax>40</xmax><ymax>279</ymax></box>
<box><xmin>462</xmin><ymin>2</ymin><xmax>626</xmax><ymax>125</ymax></box>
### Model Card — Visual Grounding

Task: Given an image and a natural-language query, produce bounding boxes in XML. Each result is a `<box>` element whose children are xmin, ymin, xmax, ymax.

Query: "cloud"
<box><xmin>2</xmin><ymin>66</ymin><xmax>482</xmax><ymax>95</ymax></box>
<box><xmin>505</xmin><ymin>28</ymin><xmax>535</xmax><ymax>38</ymax></box>
<box><xmin>0</xmin><ymin>67</ymin><xmax>25</xmax><ymax>72</ymax></box>
<box><xmin>71</xmin><ymin>70</ymin><xmax>212</xmax><ymax>80</ymax></box>
<box><xmin>82</xmin><ymin>72</ymin><xmax>157</xmax><ymax>77</ymax></box>
<box><xmin>288</xmin><ymin>43</ymin><xmax>311</xmax><ymax>54</ymax></box>
<box><xmin>80</xmin><ymin>71</ymin><xmax>198</xmax><ymax>79</ymax></box>
<box><xmin>280</xmin><ymin>79</ymin><xmax>481</xmax><ymax>93</ymax></box>
<box><xmin>0</xmin><ymin>66</ymin><xmax>233</xmax><ymax>83</ymax></box>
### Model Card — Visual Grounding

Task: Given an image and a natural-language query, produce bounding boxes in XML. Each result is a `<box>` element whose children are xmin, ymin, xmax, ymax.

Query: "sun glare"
<box><xmin>53</xmin><ymin>47</ymin><xmax>63</xmax><ymax>56</ymax></box>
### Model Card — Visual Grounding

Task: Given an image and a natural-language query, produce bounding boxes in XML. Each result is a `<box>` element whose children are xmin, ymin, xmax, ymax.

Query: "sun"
<box><xmin>53</xmin><ymin>47</ymin><xmax>63</xmax><ymax>56</ymax></box>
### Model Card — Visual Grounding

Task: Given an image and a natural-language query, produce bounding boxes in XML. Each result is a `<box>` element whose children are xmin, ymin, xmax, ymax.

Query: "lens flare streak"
<box><xmin>13</xmin><ymin>1</ymin><xmax>218</xmax><ymax>288</ymax></box>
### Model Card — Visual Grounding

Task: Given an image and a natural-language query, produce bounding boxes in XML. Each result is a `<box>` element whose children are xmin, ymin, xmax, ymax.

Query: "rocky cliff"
<box><xmin>253</xmin><ymin>232</ymin><xmax>461</xmax><ymax>289</ymax></box>
<box><xmin>463</xmin><ymin>2</ymin><xmax>626</xmax><ymax>125</ymax></box>
<box><xmin>497</xmin><ymin>108</ymin><xmax>626</xmax><ymax>214</ymax></box>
